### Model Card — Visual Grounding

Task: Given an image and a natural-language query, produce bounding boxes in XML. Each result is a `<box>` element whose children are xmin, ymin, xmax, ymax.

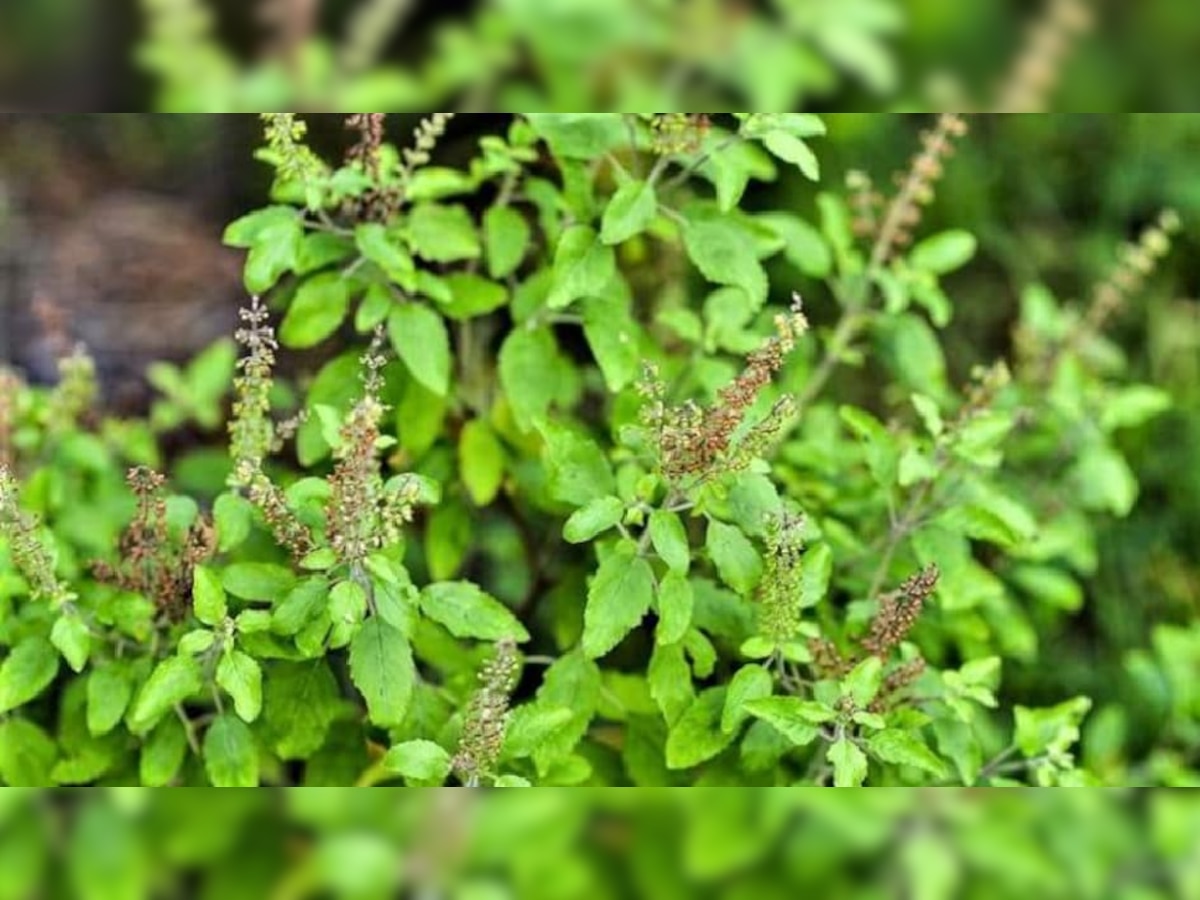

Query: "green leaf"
<box><xmin>601</xmin><ymin>181</ymin><xmax>657</xmax><ymax>244</ymax></box>
<box><xmin>203</xmin><ymin>713</ymin><xmax>259</xmax><ymax>787</ymax></box>
<box><xmin>66</xmin><ymin>793</ymin><xmax>149</xmax><ymax>900</ymax></box>
<box><xmin>912</xmin><ymin>393</ymin><xmax>944</xmax><ymax>437</ymax></box>
<box><xmin>536</xmin><ymin>420</ymin><xmax>615</xmax><ymax>506</ymax></box>
<box><xmin>388</xmin><ymin>303</ymin><xmax>451</xmax><ymax>396</ymax></box>
<box><xmin>655</xmin><ymin>570</ymin><xmax>694</xmax><ymax>646</ymax></box>
<box><xmin>1014</xmin><ymin>696</ymin><xmax>1091</xmax><ymax>757</ymax></box>
<box><xmin>484</xmin><ymin>205</ymin><xmax>531</xmax><ymax>278</ymax></box>
<box><xmin>419</xmin><ymin>581</ymin><xmax>529</xmax><ymax>642</ymax></box>
<box><xmin>221</xmin><ymin>562</ymin><xmax>295</xmax><ymax>602</ymax></box>
<box><xmin>0</xmin><ymin>717</ymin><xmax>58</xmax><ymax>785</ymax></box>
<box><xmin>1070</xmin><ymin>445</ymin><xmax>1138</xmax><ymax>517</ymax></box>
<box><xmin>829</xmin><ymin>737</ymin><xmax>869</xmax><ymax>787</ymax></box>
<box><xmin>192</xmin><ymin>565</ymin><xmax>227</xmax><ymax>626</ymax></box>
<box><xmin>526</xmin><ymin>114</ymin><xmax>626</xmax><ymax>159</ymax></box>
<box><xmin>279</xmin><ymin>273</ymin><xmax>351</xmax><ymax>349</ymax></box>
<box><xmin>459</xmin><ymin>419</ymin><xmax>506</xmax><ymax>506</ymax></box>
<box><xmin>355</xmin><ymin>223</ymin><xmax>415</xmax><ymax>287</ymax></box>
<box><xmin>129</xmin><ymin>655</ymin><xmax>204</xmax><ymax>734</ymax></box>
<box><xmin>706</xmin><ymin>520</ymin><xmax>762</xmax><ymax>595</ymax></box>
<box><xmin>910</xmin><ymin>230</ymin><xmax>977</xmax><ymax>275</ymax></box>
<box><xmin>563</xmin><ymin>495</ymin><xmax>625</xmax><ymax>544</ymax></box>
<box><xmin>758</xmin><ymin>212</ymin><xmax>832</xmax><ymax>278</ymax></box>
<box><xmin>799</xmin><ymin>543</ymin><xmax>833</xmax><ymax>609</ymax></box>
<box><xmin>865</xmin><ymin>729</ymin><xmax>948</xmax><ymax>777</ymax></box>
<box><xmin>216</xmin><ymin>650</ymin><xmax>263</xmax><ymax>723</ymax></box>
<box><xmin>214</xmin><ymin>492</ymin><xmax>254</xmax><ymax>552</ymax></box>
<box><xmin>87</xmin><ymin>664</ymin><xmax>133</xmax><ymax>736</ymax></box>
<box><xmin>582</xmin><ymin>295</ymin><xmax>641</xmax><ymax>392</ymax></box>
<box><xmin>683</xmin><ymin>212</ymin><xmax>768</xmax><ymax>308</ymax></box>
<box><xmin>649</xmin><ymin>642</ymin><xmax>694</xmax><ymax>725</ymax></box>
<box><xmin>843</xmin><ymin>655</ymin><xmax>884</xmax><ymax>707</ymax></box>
<box><xmin>499</xmin><ymin>327</ymin><xmax>565</xmax><ymax>432</ymax></box>
<box><xmin>666</xmin><ymin>687</ymin><xmax>735</xmax><ymax>769</ymax></box>
<box><xmin>382</xmin><ymin>739</ymin><xmax>452</xmax><ymax>782</ymax></box>
<box><xmin>762</xmin><ymin>131</ymin><xmax>819</xmax><ymax>180</ymax></box>
<box><xmin>0</xmin><ymin>637</ymin><xmax>60</xmax><ymax>713</ymax></box>
<box><xmin>51</xmin><ymin>614</ymin><xmax>90</xmax><ymax>673</ymax></box>
<box><xmin>548</xmin><ymin>225</ymin><xmax>616</xmax><ymax>310</ymax></box>
<box><xmin>721</xmin><ymin>664</ymin><xmax>774</xmax><ymax>734</ymax></box>
<box><xmin>582</xmin><ymin>544</ymin><xmax>656</xmax><ymax>658</ymax></box>
<box><xmin>441</xmin><ymin>273</ymin><xmax>508</xmax><ymax>321</ymax></box>
<box><xmin>262</xmin><ymin>660</ymin><xmax>342</xmax><ymax>759</ymax></box>
<box><xmin>231</xmin><ymin>209</ymin><xmax>302</xmax><ymax>294</ymax></box>
<box><xmin>1100</xmin><ymin>385</ymin><xmax>1171</xmax><ymax>432</ymax></box>
<box><xmin>139</xmin><ymin>717</ymin><xmax>188</xmax><ymax>787</ymax></box>
<box><xmin>349</xmin><ymin>618</ymin><xmax>416</xmax><ymax>727</ymax></box>
<box><xmin>649</xmin><ymin>510</ymin><xmax>690</xmax><ymax>574</ymax></box>
<box><xmin>840</xmin><ymin>405</ymin><xmax>898</xmax><ymax>487</ymax></box>
<box><xmin>407</xmin><ymin>203</ymin><xmax>480</xmax><ymax>263</ymax></box>
<box><xmin>743</xmin><ymin>696</ymin><xmax>833</xmax><ymax>745</ymax></box>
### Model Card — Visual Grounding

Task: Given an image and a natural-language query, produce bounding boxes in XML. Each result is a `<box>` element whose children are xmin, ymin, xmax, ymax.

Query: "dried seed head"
<box><xmin>452</xmin><ymin>640</ymin><xmax>521</xmax><ymax>785</ymax></box>
<box><xmin>863</xmin><ymin>564</ymin><xmax>939</xmax><ymax>657</ymax></box>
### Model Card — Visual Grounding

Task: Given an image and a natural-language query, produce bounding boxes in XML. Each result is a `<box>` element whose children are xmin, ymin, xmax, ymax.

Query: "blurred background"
<box><xmin>0</xmin><ymin>0</ymin><xmax>1198</xmax><ymax>112</ymax></box>
<box><xmin>1</xmin><ymin>788</ymin><xmax>1198</xmax><ymax>898</ymax></box>
<box><xmin>0</xmin><ymin>114</ymin><xmax>1197</xmax><ymax>779</ymax></box>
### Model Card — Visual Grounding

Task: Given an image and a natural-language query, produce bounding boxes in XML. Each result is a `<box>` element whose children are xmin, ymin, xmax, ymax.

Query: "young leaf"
<box><xmin>388</xmin><ymin>303</ymin><xmax>452</xmax><ymax>396</ymax></box>
<box><xmin>0</xmin><ymin>637</ymin><xmax>61</xmax><ymax>714</ymax></box>
<box><xmin>140</xmin><ymin>717</ymin><xmax>188</xmax><ymax>787</ymax></box>
<box><xmin>459</xmin><ymin>419</ymin><xmax>506</xmax><ymax>506</ymax></box>
<box><xmin>536</xmin><ymin>420</ymin><xmax>616</xmax><ymax>506</ymax></box>
<box><xmin>355</xmin><ymin>223</ymin><xmax>415</xmax><ymax>287</ymax></box>
<box><xmin>563</xmin><ymin>495</ymin><xmax>625</xmax><ymax>544</ymax></box>
<box><xmin>865</xmin><ymin>729</ymin><xmax>948</xmax><ymax>777</ymax></box>
<box><xmin>221</xmin><ymin>563</ymin><xmax>295</xmax><ymax>603</ymax></box>
<box><xmin>582</xmin><ymin>544</ymin><xmax>655</xmax><ymax>658</ymax></box>
<box><xmin>192</xmin><ymin>565</ymin><xmax>228</xmax><ymax>626</ymax></box>
<box><xmin>214</xmin><ymin>492</ymin><xmax>254</xmax><ymax>552</ymax></box>
<box><xmin>843</xmin><ymin>656</ymin><xmax>884</xmax><ymax>707</ymax></box>
<box><xmin>601</xmin><ymin>181</ymin><xmax>657</xmax><ymax>245</ymax></box>
<box><xmin>829</xmin><ymin>737</ymin><xmax>869</xmax><ymax>787</ymax></box>
<box><xmin>655</xmin><ymin>570</ymin><xmax>694</xmax><ymax>646</ymax></box>
<box><xmin>279</xmin><ymin>273</ymin><xmax>352</xmax><ymax>349</ymax></box>
<box><xmin>50</xmin><ymin>615</ymin><xmax>90</xmax><ymax>673</ymax></box>
<box><xmin>720</xmin><ymin>664</ymin><xmax>774</xmax><ymax>734</ymax></box>
<box><xmin>548</xmin><ymin>225</ymin><xmax>616</xmax><ymax>310</ymax></box>
<box><xmin>665</xmin><ymin>687</ymin><xmax>735</xmax><ymax>769</ymax></box>
<box><xmin>129</xmin><ymin>655</ymin><xmax>204</xmax><ymax>734</ymax></box>
<box><xmin>484</xmin><ymin>205</ymin><xmax>531</xmax><ymax>278</ymax></box>
<box><xmin>216</xmin><ymin>650</ymin><xmax>264</xmax><ymax>723</ymax></box>
<box><xmin>203</xmin><ymin>713</ymin><xmax>259</xmax><ymax>787</ymax></box>
<box><xmin>419</xmin><ymin>581</ymin><xmax>530</xmax><ymax>642</ymax></box>
<box><xmin>682</xmin><ymin>213</ymin><xmax>768</xmax><ymax>308</ymax></box>
<box><xmin>382</xmin><ymin>739</ymin><xmax>452</xmax><ymax>782</ymax></box>
<box><xmin>910</xmin><ymin>230</ymin><xmax>977</xmax><ymax>275</ymax></box>
<box><xmin>649</xmin><ymin>510</ymin><xmax>690</xmax><ymax>574</ymax></box>
<box><xmin>743</xmin><ymin>696</ymin><xmax>833</xmax><ymax>745</ymax></box>
<box><xmin>349</xmin><ymin>618</ymin><xmax>416</xmax><ymax>727</ymax></box>
<box><xmin>706</xmin><ymin>521</ymin><xmax>762</xmax><ymax>595</ymax></box>
<box><xmin>407</xmin><ymin>203</ymin><xmax>480</xmax><ymax>263</ymax></box>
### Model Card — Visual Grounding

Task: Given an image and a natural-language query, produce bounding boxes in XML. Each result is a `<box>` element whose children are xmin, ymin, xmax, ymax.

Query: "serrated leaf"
<box><xmin>655</xmin><ymin>570</ymin><xmax>694</xmax><ymax>646</ymax></box>
<box><xmin>706</xmin><ymin>520</ymin><xmax>762</xmax><ymax>595</ymax></box>
<box><xmin>649</xmin><ymin>510</ymin><xmax>690</xmax><ymax>573</ymax></box>
<box><xmin>203</xmin><ymin>713</ymin><xmax>258</xmax><ymax>787</ymax></box>
<box><xmin>582</xmin><ymin>545</ymin><xmax>655</xmax><ymax>658</ymax></box>
<box><xmin>601</xmin><ymin>181</ymin><xmax>657</xmax><ymax>244</ymax></box>
<box><xmin>216</xmin><ymin>650</ymin><xmax>263</xmax><ymax>723</ymax></box>
<box><xmin>407</xmin><ymin>203</ymin><xmax>480</xmax><ymax>263</ymax></box>
<box><xmin>279</xmin><ymin>273</ymin><xmax>351</xmax><ymax>348</ymax></box>
<box><xmin>563</xmin><ymin>495</ymin><xmax>625</xmax><ymax>543</ymax></box>
<box><xmin>192</xmin><ymin>565</ymin><xmax>227</xmax><ymax>626</ymax></box>
<box><xmin>829</xmin><ymin>737</ymin><xmax>868</xmax><ymax>786</ymax></box>
<box><xmin>843</xmin><ymin>655</ymin><xmax>884</xmax><ymax>707</ymax></box>
<box><xmin>349</xmin><ymin>618</ymin><xmax>415</xmax><ymax>727</ymax></box>
<box><xmin>388</xmin><ymin>303</ymin><xmax>451</xmax><ymax>396</ymax></box>
<box><xmin>743</xmin><ymin>696</ymin><xmax>832</xmax><ymax>745</ymax></box>
<box><xmin>682</xmin><ymin>212</ymin><xmax>768</xmax><ymax>308</ymax></box>
<box><xmin>721</xmin><ymin>664</ymin><xmax>773</xmax><ymax>734</ymax></box>
<box><xmin>419</xmin><ymin>581</ymin><xmax>529</xmax><ymax>642</ymax></box>
<box><xmin>0</xmin><ymin>637</ymin><xmax>60</xmax><ymax>713</ymax></box>
<box><xmin>51</xmin><ymin>614</ymin><xmax>90</xmax><ymax>673</ymax></box>
<box><xmin>665</xmin><ymin>687</ymin><xmax>735</xmax><ymax>769</ymax></box>
<box><xmin>484</xmin><ymin>205</ymin><xmax>531</xmax><ymax>278</ymax></box>
<box><xmin>355</xmin><ymin>223</ymin><xmax>415</xmax><ymax>286</ymax></box>
<box><xmin>865</xmin><ymin>729</ymin><xmax>948</xmax><ymax>777</ymax></box>
<box><xmin>382</xmin><ymin>739</ymin><xmax>452</xmax><ymax>782</ymax></box>
<box><xmin>129</xmin><ymin>655</ymin><xmax>203</xmax><ymax>734</ymax></box>
<box><xmin>548</xmin><ymin>225</ymin><xmax>615</xmax><ymax>309</ymax></box>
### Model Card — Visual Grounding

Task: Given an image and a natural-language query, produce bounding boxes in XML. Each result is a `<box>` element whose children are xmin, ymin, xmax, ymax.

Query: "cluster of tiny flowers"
<box><xmin>650</xmin><ymin>114</ymin><xmax>711</xmax><ymax>156</ymax></box>
<box><xmin>401</xmin><ymin>114</ymin><xmax>454</xmax><ymax>185</ymax></box>
<box><xmin>863</xmin><ymin>564</ymin><xmax>940</xmax><ymax>657</ymax></box>
<box><xmin>326</xmin><ymin>330</ymin><xmax>419</xmax><ymax>565</ymax></box>
<box><xmin>846</xmin><ymin>170</ymin><xmax>882</xmax><ymax>240</ymax></box>
<box><xmin>1085</xmin><ymin>209</ymin><xmax>1181</xmax><ymax>333</ymax></box>
<box><xmin>94</xmin><ymin>467</ymin><xmax>214</xmax><ymax>622</ymax></box>
<box><xmin>239</xmin><ymin>461</ymin><xmax>315</xmax><ymax>561</ymax></box>
<box><xmin>260</xmin><ymin>113</ymin><xmax>327</xmax><ymax>188</ymax></box>
<box><xmin>46</xmin><ymin>345</ymin><xmax>97</xmax><ymax>434</ymax></box>
<box><xmin>229</xmin><ymin>296</ymin><xmax>278</xmax><ymax>487</ymax></box>
<box><xmin>641</xmin><ymin>295</ymin><xmax>808</xmax><ymax>483</ymax></box>
<box><xmin>0</xmin><ymin>466</ymin><xmax>75</xmax><ymax>607</ymax></box>
<box><xmin>346</xmin><ymin>113</ymin><xmax>386</xmax><ymax>181</ymax></box>
<box><xmin>757</xmin><ymin>512</ymin><xmax>807</xmax><ymax>643</ymax></box>
<box><xmin>0</xmin><ymin>368</ymin><xmax>22</xmax><ymax>470</ymax></box>
<box><xmin>872</xmin><ymin>114</ymin><xmax>968</xmax><ymax>264</ymax></box>
<box><xmin>452</xmin><ymin>640</ymin><xmax>520</xmax><ymax>786</ymax></box>
<box><xmin>995</xmin><ymin>0</ymin><xmax>1093</xmax><ymax>113</ymax></box>
<box><xmin>342</xmin><ymin>113</ymin><xmax>405</xmax><ymax>223</ymax></box>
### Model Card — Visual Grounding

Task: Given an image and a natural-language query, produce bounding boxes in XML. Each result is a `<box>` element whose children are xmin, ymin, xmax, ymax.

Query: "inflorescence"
<box><xmin>452</xmin><ymin>639</ymin><xmax>520</xmax><ymax>786</ymax></box>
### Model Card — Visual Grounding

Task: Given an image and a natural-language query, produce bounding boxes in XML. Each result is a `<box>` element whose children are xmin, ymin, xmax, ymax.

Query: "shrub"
<box><xmin>0</xmin><ymin>113</ymin><xmax>1185</xmax><ymax>786</ymax></box>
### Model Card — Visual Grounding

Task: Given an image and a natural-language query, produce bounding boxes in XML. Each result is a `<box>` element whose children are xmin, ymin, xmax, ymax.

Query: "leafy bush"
<box><xmin>0</xmin><ymin>113</ymin><xmax>1187</xmax><ymax>787</ymax></box>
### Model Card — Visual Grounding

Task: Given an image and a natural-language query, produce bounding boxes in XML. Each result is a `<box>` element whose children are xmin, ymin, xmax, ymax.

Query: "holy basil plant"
<box><xmin>0</xmin><ymin>113</ymin><xmax>1182</xmax><ymax>786</ymax></box>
